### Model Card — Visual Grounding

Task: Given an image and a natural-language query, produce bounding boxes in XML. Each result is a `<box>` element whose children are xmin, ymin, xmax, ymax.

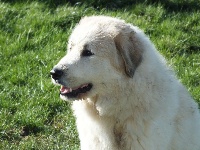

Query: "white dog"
<box><xmin>50</xmin><ymin>16</ymin><xmax>200</xmax><ymax>150</ymax></box>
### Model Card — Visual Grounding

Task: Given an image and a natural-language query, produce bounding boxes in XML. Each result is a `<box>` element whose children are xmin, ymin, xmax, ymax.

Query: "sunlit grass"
<box><xmin>0</xmin><ymin>1</ymin><xmax>199</xmax><ymax>149</ymax></box>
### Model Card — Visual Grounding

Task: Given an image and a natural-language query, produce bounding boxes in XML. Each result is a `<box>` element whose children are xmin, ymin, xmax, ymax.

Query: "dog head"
<box><xmin>50</xmin><ymin>16</ymin><xmax>143</xmax><ymax>101</ymax></box>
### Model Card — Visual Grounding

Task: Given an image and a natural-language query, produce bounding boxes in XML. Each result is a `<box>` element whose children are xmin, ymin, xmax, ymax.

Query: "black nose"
<box><xmin>50</xmin><ymin>68</ymin><xmax>63</xmax><ymax>80</ymax></box>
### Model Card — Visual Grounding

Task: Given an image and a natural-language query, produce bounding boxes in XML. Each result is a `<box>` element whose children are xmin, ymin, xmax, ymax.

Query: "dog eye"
<box><xmin>81</xmin><ymin>50</ymin><xmax>94</xmax><ymax>57</ymax></box>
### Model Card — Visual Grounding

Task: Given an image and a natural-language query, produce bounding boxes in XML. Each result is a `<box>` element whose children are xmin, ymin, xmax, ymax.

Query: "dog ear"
<box><xmin>114</xmin><ymin>31</ymin><xmax>142</xmax><ymax>78</ymax></box>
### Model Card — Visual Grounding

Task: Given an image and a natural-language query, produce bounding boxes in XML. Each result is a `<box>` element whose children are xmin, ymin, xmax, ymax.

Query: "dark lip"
<box><xmin>60</xmin><ymin>83</ymin><xmax>93</xmax><ymax>99</ymax></box>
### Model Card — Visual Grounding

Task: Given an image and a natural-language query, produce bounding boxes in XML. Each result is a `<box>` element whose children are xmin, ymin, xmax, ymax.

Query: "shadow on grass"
<box><xmin>20</xmin><ymin>125</ymin><xmax>43</xmax><ymax>137</ymax></box>
<box><xmin>0</xmin><ymin>124</ymin><xmax>43</xmax><ymax>143</ymax></box>
<box><xmin>1</xmin><ymin>0</ymin><xmax>200</xmax><ymax>12</ymax></box>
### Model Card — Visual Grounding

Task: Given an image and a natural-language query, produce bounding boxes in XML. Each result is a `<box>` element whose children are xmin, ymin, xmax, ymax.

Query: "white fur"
<box><xmin>52</xmin><ymin>16</ymin><xmax>200</xmax><ymax>150</ymax></box>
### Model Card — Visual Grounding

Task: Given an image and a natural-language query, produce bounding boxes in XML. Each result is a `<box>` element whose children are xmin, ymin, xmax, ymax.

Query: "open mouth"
<box><xmin>60</xmin><ymin>83</ymin><xmax>93</xmax><ymax>98</ymax></box>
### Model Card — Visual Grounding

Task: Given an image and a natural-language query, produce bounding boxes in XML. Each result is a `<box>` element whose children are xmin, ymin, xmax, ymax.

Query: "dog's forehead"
<box><xmin>70</xmin><ymin>24</ymin><xmax>105</xmax><ymax>42</ymax></box>
<box><xmin>69</xmin><ymin>16</ymin><xmax>124</xmax><ymax>42</ymax></box>
<box><xmin>68</xmin><ymin>16</ymin><xmax>127</xmax><ymax>53</ymax></box>
<box><xmin>69</xmin><ymin>26</ymin><xmax>113</xmax><ymax>52</ymax></box>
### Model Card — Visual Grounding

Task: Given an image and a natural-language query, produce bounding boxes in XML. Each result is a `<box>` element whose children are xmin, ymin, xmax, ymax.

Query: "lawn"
<box><xmin>0</xmin><ymin>0</ymin><xmax>199</xmax><ymax>149</ymax></box>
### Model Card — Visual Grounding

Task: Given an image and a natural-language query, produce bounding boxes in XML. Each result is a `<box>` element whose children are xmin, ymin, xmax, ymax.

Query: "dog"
<box><xmin>50</xmin><ymin>16</ymin><xmax>200</xmax><ymax>150</ymax></box>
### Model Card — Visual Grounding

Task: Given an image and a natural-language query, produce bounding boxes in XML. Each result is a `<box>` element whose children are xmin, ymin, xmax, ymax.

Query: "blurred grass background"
<box><xmin>0</xmin><ymin>0</ymin><xmax>199</xmax><ymax>149</ymax></box>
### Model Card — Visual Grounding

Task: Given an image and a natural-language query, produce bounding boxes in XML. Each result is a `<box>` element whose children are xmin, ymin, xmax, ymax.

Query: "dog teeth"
<box><xmin>70</xmin><ymin>88</ymin><xmax>72</xmax><ymax>92</ymax></box>
<box><xmin>82</xmin><ymin>84</ymin><xmax>87</xmax><ymax>87</ymax></box>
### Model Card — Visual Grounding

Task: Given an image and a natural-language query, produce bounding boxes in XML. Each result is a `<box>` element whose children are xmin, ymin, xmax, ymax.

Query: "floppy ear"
<box><xmin>114</xmin><ymin>31</ymin><xmax>142</xmax><ymax>78</ymax></box>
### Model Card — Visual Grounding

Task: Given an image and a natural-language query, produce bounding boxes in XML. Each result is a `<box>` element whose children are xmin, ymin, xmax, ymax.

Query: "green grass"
<box><xmin>0</xmin><ymin>0</ymin><xmax>199</xmax><ymax>149</ymax></box>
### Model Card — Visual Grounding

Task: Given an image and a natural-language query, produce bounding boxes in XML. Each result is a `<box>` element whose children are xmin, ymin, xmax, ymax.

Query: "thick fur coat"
<box><xmin>51</xmin><ymin>16</ymin><xmax>200</xmax><ymax>150</ymax></box>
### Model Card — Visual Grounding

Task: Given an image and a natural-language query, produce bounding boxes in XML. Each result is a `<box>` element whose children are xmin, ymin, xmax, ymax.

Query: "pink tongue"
<box><xmin>60</xmin><ymin>84</ymin><xmax>89</xmax><ymax>94</ymax></box>
<box><xmin>60</xmin><ymin>86</ymin><xmax>71</xmax><ymax>94</ymax></box>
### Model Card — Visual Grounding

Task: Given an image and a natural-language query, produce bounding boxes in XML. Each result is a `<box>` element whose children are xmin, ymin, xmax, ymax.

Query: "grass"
<box><xmin>0</xmin><ymin>0</ymin><xmax>199</xmax><ymax>149</ymax></box>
